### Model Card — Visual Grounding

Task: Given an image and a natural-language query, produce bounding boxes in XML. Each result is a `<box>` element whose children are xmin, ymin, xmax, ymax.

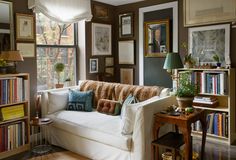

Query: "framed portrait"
<box><xmin>92</xmin><ymin>23</ymin><xmax>112</xmax><ymax>56</ymax></box>
<box><xmin>105</xmin><ymin>57</ymin><xmax>114</xmax><ymax>66</ymax></box>
<box><xmin>188</xmin><ymin>24</ymin><xmax>230</xmax><ymax>67</ymax></box>
<box><xmin>105</xmin><ymin>67</ymin><xmax>114</xmax><ymax>76</ymax></box>
<box><xmin>184</xmin><ymin>0</ymin><xmax>236</xmax><ymax>27</ymax></box>
<box><xmin>93</xmin><ymin>4</ymin><xmax>109</xmax><ymax>20</ymax></box>
<box><xmin>90</xmin><ymin>58</ymin><xmax>98</xmax><ymax>73</ymax></box>
<box><xmin>144</xmin><ymin>19</ymin><xmax>169</xmax><ymax>57</ymax></box>
<box><xmin>118</xmin><ymin>40</ymin><xmax>134</xmax><ymax>64</ymax></box>
<box><xmin>16</xmin><ymin>42</ymin><xmax>35</xmax><ymax>57</ymax></box>
<box><xmin>119</xmin><ymin>12</ymin><xmax>134</xmax><ymax>38</ymax></box>
<box><xmin>120</xmin><ymin>68</ymin><xmax>133</xmax><ymax>85</ymax></box>
<box><xmin>16</xmin><ymin>13</ymin><xmax>35</xmax><ymax>41</ymax></box>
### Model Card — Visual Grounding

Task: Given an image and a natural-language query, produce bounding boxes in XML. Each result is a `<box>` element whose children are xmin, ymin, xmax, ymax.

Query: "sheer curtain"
<box><xmin>28</xmin><ymin>0</ymin><xmax>92</xmax><ymax>23</ymax></box>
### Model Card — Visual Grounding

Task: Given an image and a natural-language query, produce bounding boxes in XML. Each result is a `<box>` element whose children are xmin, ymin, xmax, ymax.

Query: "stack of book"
<box><xmin>192</xmin><ymin>112</ymin><xmax>228</xmax><ymax>138</ymax></box>
<box><xmin>193</xmin><ymin>96</ymin><xmax>219</xmax><ymax>108</ymax></box>
<box><xmin>0</xmin><ymin>104</ymin><xmax>25</xmax><ymax>121</ymax></box>
<box><xmin>0</xmin><ymin>121</ymin><xmax>26</xmax><ymax>151</ymax></box>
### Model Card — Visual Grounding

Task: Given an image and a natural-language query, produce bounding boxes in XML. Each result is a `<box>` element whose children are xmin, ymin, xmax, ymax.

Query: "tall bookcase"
<box><xmin>176</xmin><ymin>68</ymin><xmax>235</xmax><ymax>144</ymax></box>
<box><xmin>0</xmin><ymin>73</ymin><xmax>30</xmax><ymax>159</ymax></box>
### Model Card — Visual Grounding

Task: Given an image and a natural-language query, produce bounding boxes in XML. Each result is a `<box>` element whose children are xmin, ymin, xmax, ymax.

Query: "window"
<box><xmin>36</xmin><ymin>13</ymin><xmax>77</xmax><ymax>90</ymax></box>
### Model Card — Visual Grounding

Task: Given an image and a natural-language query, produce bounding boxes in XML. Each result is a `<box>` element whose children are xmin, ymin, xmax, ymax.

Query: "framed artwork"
<box><xmin>118</xmin><ymin>40</ymin><xmax>134</xmax><ymax>64</ymax></box>
<box><xmin>119</xmin><ymin>12</ymin><xmax>134</xmax><ymax>38</ymax></box>
<box><xmin>144</xmin><ymin>19</ymin><xmax>169</xmax><ymax>57</ymax></box>
<box><xmin>120</xmin><ymin>68</ymin><xmax>133</xmax><ymax>85</ymax></box>
<box><xmin>92</xmin><ymin>23</ymin><xmax>112</xmax><ymax>56</ymax></box>
<box><xmin>184</xmin><ymin>0</ymin><xmax>236</xmax><ymax>27</ymax></box>
<box><xmin>188</xmin><ymin>24</ymin><xmax>230</xmax><ymax>67</ymax></box>
<box><xmin>105</xmin><ymin>57</ymin><xmax>114</xmax><ymax>66</ymax></box>
<box><xmin>90</xmin><ymin>58</ymin><xmax>98</xmax><ymax>73</ymax></box>
<box><xmin>16</xmin><ymin>13</ymin><xmax>35</xmax><ymax>41</ymax></box>
<box><xmin>93</xmin><ymin>4</ymin><xmax>109</xmax><ymax>20</ymax></box>
<box><xmin>105</xmin><ymin>67</ymin><xmax>114</xmax><ymax>76</ymax></box>
<box><xmin>16</xmin><ymin>42</ymin><xmax>35</xmax><ymax>57</ymax></box>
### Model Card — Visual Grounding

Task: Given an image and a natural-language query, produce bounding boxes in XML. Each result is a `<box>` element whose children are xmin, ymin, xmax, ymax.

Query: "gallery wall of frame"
<box><xmin>117</xmin><ymin>12</ymin><xmax>135</xmax><ymax>85</ymax></box>
<box><xmin>15</xmin><ymin>13</ymin><xmax>36</xmax><ymax>58</ymax></box>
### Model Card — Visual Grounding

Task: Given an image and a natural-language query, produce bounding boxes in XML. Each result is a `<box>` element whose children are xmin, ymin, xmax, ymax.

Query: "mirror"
<box><xmin>0</xmin><ymin>0</ymin><xmax>14</xmax><ymax>53</ymax></box>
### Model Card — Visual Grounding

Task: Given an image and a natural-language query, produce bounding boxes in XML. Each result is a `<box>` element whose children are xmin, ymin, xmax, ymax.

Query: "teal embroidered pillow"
<box><xmin>66</xmin><ymin>89</ymin><xmax>93</xmax><ymax>112</ymax></box>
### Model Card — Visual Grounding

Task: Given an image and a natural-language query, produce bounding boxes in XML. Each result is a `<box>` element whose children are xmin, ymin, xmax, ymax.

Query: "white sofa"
<box><xmin>40</xmin><ymin>80</ymin><xmax>177</xmax><ymax>160</ymax></box>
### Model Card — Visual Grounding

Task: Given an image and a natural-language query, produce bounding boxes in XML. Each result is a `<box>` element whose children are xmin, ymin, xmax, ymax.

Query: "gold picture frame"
<box><xmin>184</xmin><ymin>0</ymin><xmax>236</xmax><ymax>27</ymax></box>
<box><xmin>16</xmin><ymin>13</ymin><xmax>35</xmax><ymax>41</ymax></box>
<box><xmin>144</xmin><ymin>19</ymin><xmax>169</xmax><ymax>57</ymax></box>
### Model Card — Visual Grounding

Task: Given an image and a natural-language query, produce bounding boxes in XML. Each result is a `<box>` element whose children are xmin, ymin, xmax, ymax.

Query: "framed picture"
<box><xmin>92</xmin><ymin>23</ymin><xmax>112</xmax><ymax>56</ymax></box>
<box><xmin>93</xmin><ymin>4</ymin><xmax>109</xmax><ymax>20</ymax></box>
<box><xmin>16</xmin><ymin>13</ymin><xmax>35</xmax><ymax>41</ymax></box>
<box><xmin>144</xmin><ymin>19</ymin><xmax>169</xmax><ymax>57</ymax></box>
<box><xmin>105</xmin><ymin>57</ymin><xmax>114</xmax><ymax>66</ymax></box>
<box><xmin>90</xmin><ymin>58</ymin><xmax>98</xmax><ymax>73</ymax></box>
<box><xmin>184</xmin><ymin>0</ymin><xmax>236</xmax><ymax>27</ymax></box>
<box><xmin>118</xmin><ymin>40</ymin><xmax>134</xmax><ymax>64</ymax></box>
<box><xmin>188</xmin><ymin>24</ymin><xmax>230</xmax><ymax>67</ymax></box>
<box><xmin>105</xmin><ymin>67</ymin><xmax>114</xmax><ymax>76</ymax></box>
<box><xmin>120</xmin><ymin>68</ymin><xmax>133</xmax><ymax>85</ymax></box>
<box><xmin>16</xmin><ymin>42</ymin><xmax>35</xmax><ymax>57</ymax></box>
<box><xmin>119</xmin><ymin>12</ymin><xmax>134</xmax><ymax>38</ymax></box>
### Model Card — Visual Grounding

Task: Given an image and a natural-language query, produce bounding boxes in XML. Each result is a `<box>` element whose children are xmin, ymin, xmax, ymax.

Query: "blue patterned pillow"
<box><xmin>66</xmin><ymin>89</ymin><xmax>93</xmax><ymax>112</ymax></box>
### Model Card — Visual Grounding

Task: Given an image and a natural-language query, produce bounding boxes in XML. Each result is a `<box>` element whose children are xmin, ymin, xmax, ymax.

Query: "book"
<box><xmin>0</xmin><ymin>104</ymin><xmax>25</xmax><ymax>121</ymax></box>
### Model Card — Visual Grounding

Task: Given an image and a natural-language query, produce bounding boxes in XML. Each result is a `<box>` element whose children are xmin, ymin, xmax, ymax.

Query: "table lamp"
<box><xmin>163</xmin><ymin>52</ymin><xmax>183</xmax><ymax>78</ymax></box>
<box><xmin>0</xmin><ymin>50</ymin><xmax>24</xmax><ymax>73</ymax></box>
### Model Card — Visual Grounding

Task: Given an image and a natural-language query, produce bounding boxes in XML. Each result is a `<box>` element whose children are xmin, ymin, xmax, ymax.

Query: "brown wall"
<box><xmin>5</xmin><ymin>0</ymin><xmax>37</xmax><ymax>116</ymax></box>
<box><xmin>5</xmin><ymin>0</ymin><xmax>236</xmax><ymax>117</ymax></box>
<box><xmin>86</xmin><ymin>1</ymin><xmax>116</xmax><ymax>82</ymax></box>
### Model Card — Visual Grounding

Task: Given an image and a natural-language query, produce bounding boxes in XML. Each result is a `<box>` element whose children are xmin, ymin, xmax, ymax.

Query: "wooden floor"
<box><xmin>28</xmin><ymin>151</ymin><xmax>89</xmax><ymax>160</ymax></box>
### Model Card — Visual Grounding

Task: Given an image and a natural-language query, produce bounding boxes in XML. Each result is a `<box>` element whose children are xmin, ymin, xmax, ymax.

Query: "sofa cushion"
<box><xmin>97</xmin><ymin>99</ymin><xmax>122</xmax><ymax>115</ymax></box>
<box><xmin>48</xmin><ymin>90</ymin><xmax>69</xmax><ymax>114</ymax></box>
<box><xmin>120</xmin><ymin>94</ymin><xmax>139</xmax><ymax>135</ymax></box>
<box><xmin>47</xmin><ymin>110</ymin><xmax>132</xmax><ymax>151</ymax></box>
<box><xmin>66</xmin><ymin>89</ymin><xmax>93</xmax><ymax>112</ymax></box>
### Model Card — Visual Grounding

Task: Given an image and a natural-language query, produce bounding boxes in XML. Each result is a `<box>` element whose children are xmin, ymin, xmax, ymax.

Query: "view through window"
<box><xmin>36</xmin><ymin>13</ymin><xmax>77</xmax><ymax>90</ymax></box>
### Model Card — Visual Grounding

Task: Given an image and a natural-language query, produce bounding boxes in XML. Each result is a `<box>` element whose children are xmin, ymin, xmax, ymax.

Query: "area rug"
<box><xmin>28</xmin><ymin>151</ymin><xmax>90</xmax><ymax>160</ymax></box>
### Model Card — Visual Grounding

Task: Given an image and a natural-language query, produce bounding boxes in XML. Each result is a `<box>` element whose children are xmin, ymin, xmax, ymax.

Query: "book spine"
<box><xmin>213</xmin><ymin>113</ymin><xmax>219</xmax><ymax>135</ymax></box>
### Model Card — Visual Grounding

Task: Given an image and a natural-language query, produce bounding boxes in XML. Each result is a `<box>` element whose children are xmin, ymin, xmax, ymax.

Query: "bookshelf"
<box><xmin>176</xmin><ymin>68</ymin><xmax>235</xmax><ymax>144</ymax></box>
<box><xmin>0</xmin><ymin>73</ymin><xmax>30</xmax><ymax>159</ymax></box>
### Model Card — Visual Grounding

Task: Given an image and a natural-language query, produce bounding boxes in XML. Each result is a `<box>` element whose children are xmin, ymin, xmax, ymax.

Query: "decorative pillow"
<box><xmin>120</xmin><ymin>94</ymin><xmax>139</xmax><ymax>135</ymax></box>
<box><xmin>66</xmin><ymin>89</ymin><xmax>93</xmax><ymax>112</ymax></box>
<box><xmin>48</xmin><ymin>91</ymin><xmax>69</xmax><ymax>114</ymax></box>
<box><xmin>97</xmin><ymin>99</ymin><xmax>122</xmax><ymax>115</ymax></box>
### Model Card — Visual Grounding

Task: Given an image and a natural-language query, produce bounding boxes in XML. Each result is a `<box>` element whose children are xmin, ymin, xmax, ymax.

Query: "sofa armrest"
<box><xmin>131</xmin><ymin>96</ymin><xmax>177</xmax><ymax>160</ymax></box>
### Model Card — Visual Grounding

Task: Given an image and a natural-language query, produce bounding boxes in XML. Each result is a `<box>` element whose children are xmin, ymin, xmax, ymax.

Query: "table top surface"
<box><xmin>30</xmin><ymin>117</ymin><xmax>53</xmax><ymax>126</ymax></box>
<box><xmin>155</xmin><ymin>109</ymin><xmax>205</xmax><ymax>121</ymax></box>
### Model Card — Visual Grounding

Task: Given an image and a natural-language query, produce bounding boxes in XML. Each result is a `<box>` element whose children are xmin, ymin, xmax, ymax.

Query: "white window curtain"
<box><xmin>28</xmin><ymin>0</ymin><xmax>92</xmax><ymax>23</ymax></box>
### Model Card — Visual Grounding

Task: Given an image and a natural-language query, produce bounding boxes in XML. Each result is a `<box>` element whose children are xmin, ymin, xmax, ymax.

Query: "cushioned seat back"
<box><xmin>80</xmin><ymin>80</ymin><xmax>164</xmax><ymax>107</ymax></box>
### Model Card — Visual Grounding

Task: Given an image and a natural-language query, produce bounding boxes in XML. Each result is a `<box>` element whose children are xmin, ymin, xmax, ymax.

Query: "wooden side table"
<box><xmin>152</xmin><ymin>109</ymin><xmax>206</xmax><ymax>160</ymax></box>
<box><xmin>30</xmin><ymin>118</ymin><xmax>53</xmax><ymax>155</ymax></box>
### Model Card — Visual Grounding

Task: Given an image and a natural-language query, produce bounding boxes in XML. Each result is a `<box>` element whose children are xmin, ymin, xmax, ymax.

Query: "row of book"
<box><xmin>182</xmin><ymin>71</ymin><xmax>228</xmax><ymax>95</ymax></box>
<box><xmin>0</xmin><ymin>121</ymin><xmax>26</xmax><ymax>152</ymax></box>
<box><xmin>0</xmin><ymin>77</ymin><xmax>29</xmax><ymax>105</ymax></box>
<box><xmin>192</xmin><ymin>112</ymin><xmax>228</xmax><ymax>138</ymax></box>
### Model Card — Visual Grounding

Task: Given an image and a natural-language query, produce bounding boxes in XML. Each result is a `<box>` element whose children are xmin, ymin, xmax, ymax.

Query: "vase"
<box><xmin>176</xmin><ymin>96</ymin><xmax>194</xmax><ymax>110</ymax></box>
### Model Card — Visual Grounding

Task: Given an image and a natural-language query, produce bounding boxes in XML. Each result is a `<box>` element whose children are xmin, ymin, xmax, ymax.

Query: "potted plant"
<box><xmin>54</xmin><ymin>62</ymin><xmax>65</xmax><ymax>88</ymax></box>
<box><xmin>176</xmin><ymin>71</ymin><xmax>196</xmax><ymax>110</ymax></box>
<box><xmin>184</xmin><ymin>54</ymin><xmax>195</xmax><ymax>68</ymax></box>
<box><xmin>0</xmin><ymin>59</ymin><xmax>7</xmax><ymax>74</ymax></box>
<box><xmin>212</xmin><ymin>54</ymin><xmax>221</xmax><ymax>68</ymax></box>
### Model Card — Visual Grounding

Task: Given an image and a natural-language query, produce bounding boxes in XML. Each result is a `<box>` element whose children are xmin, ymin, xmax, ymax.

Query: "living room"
<box><xmin>0</xmin><ymin>0</ymin><xmax>236</xmax><ymax>159</ymax></box>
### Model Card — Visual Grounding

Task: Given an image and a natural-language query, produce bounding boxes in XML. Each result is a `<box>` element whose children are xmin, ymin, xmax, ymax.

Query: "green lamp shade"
<box><xmin>163</xmin><ymin>52</ymin><xmax>183</xmax><ymax>70</ymax></box>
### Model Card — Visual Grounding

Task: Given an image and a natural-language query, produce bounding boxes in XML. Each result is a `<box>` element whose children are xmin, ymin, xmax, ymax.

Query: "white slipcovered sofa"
<box><xmin>40</xmin><ymin>80</ymin><xmax>177</xmax><ymax>160</ymax></box>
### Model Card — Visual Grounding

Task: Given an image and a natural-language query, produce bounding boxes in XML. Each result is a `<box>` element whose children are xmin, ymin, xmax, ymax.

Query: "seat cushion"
<box><xmin>47</xmin><ymin>110</ymin><xmax>132</xmax><ymax>151</ymax></box>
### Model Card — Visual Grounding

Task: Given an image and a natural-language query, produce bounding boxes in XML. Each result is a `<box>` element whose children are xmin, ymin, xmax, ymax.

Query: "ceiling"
<box><xmin>94</xmin><ymin>0</ymin><xmax>144</xmax><ymax>6</ymax></box>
